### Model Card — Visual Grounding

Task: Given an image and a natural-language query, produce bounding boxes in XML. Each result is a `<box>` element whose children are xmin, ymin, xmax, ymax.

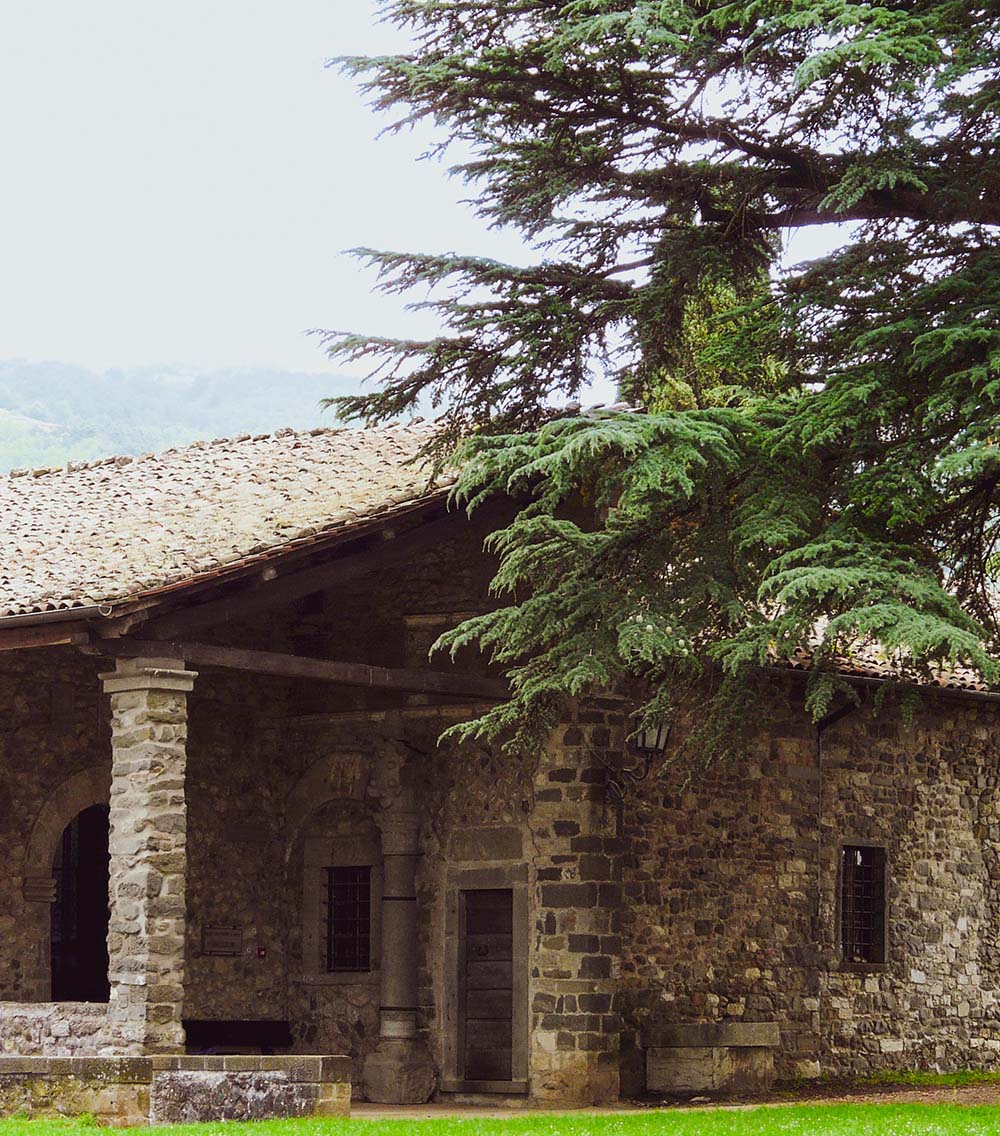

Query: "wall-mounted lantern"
<box><xmin>595</xmin><ymin>718</ymin><xmax>672</xmax><ymax>813</ymax></box>
<box><xmin>635</xmin><ymin>721</ymin><xmax>672</xmax><ymax>763</ymax></box>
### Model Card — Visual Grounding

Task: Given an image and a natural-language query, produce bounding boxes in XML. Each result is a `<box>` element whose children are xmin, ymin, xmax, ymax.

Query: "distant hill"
<box><xmin>0</xmin><ymin>361</ymin><xmax>360</xmax><ymax>471</ymax></box>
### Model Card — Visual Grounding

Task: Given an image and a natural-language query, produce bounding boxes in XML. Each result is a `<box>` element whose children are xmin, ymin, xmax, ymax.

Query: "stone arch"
<box><xmin>24</xmin><ymin>766</ymin><xmax>111</xmax><ymax>888</ymax></box>
<box><xmin>284</xmin><ymin>752</ymin><xmax>370</xmax><ymax>863</ymax></box>
<box><xmin>21</xmin><ymin>765</ymin><xmax>110</xmax><ymax>1002</ymax></box>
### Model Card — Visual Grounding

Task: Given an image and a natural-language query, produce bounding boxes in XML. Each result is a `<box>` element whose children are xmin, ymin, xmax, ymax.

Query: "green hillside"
<box><xmin>0</xmin><ymin>361</ymin><xmax>359</xmax><ymax>471</ymax></box>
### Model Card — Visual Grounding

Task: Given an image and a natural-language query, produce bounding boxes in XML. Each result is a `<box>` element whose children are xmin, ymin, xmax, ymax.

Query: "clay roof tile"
<box><xmin>0</xmin><ymin>421</ymin><xmax>448</xmax><ymax>617</ymax></box>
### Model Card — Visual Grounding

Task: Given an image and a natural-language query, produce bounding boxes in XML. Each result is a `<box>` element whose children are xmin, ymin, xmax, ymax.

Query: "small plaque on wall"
<box><xmin>202</xmin><ymin>925</ymin><xmax>243</xmax><ymax>957</ymax></box>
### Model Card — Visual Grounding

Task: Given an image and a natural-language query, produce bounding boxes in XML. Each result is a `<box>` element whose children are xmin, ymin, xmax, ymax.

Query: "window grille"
<box><xmin>324</xmin><ymin>866</ymin><xmax>371</xmax><ymax>972</ymax></box>
<box><xmin>840</xmin><ymin>845</ymin><xmax>886</xmax><ymax>964</ymax></box>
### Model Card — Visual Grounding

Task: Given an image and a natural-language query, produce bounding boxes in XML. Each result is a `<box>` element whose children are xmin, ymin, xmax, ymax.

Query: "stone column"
<box><xmin>99</xmin><ymin>657</ymin><xmax>196</xmax><ymax>1055</ymax></box>
<box><xmin>529</xmin><ymin>703</ymin><xmax>625</xmax><ymax>1104</ymax></box>
<box><xmin>362</xmin><ymin>809</ymin><xmax>435</xmax><ymax>1103</ymax></box>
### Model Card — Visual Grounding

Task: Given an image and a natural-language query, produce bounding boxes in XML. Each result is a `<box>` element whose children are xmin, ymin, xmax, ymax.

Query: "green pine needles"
<box><xmin>325</xmin><ymin>1</ymin><xmax>1000</xmax><ymax>756</ymax></box>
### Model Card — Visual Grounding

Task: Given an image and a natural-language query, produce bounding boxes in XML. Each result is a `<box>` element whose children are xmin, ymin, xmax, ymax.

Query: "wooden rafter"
<box><xmin>0</xmin><ymin>623</ymin><xmax>91</xmax><ymax>653</ymax></box>
<box><xmin>124</xmin><ymin>507</ymin><xmax>488</xmax><ymax>641</ymax></box>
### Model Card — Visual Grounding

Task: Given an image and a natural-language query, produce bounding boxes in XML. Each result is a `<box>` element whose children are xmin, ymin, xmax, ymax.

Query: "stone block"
<box><xmin>149</xmin><ymin>1070</ymin><xmax>317</xmax><ymax>1124</ymax></box>
<box><xmin>540</xmin><ymin>883</ymin><xmax>597</xmax><ymax>908</ymax></box>
<box><xmin>318</xmin><ymin>1055</ymin><xmax>353</xmax><ymax>1082</ymax></box>
<box><xmin>168</xmin><ymin>1056</ymin><xmax>227</xmax><ymax>1071</ymax></box>
<box><xmin>553</xmin><ymin>821</ymin><xmax>581</xmax><ymax>837</ymax></box>
<box><xmin>642</xmin><ymin>1021</ymin><xmax>781</xmax><ymax>1049</ymax></box>
<box><xmin>647</xmin><ymin>1046</ymin><xmax>722</xmax><ymax>1094</ymax></box>
<box><xmin>646</xmin><ymin>1042</ymin><xmax>777</xmax><ymax>1095</ymax></box>
<box><xmin>362</xmin><ymin>1039</ymin><xmax>435</xmax><ymax>1104</ymax></box>
<box><xmin>282</xmin><ymin>1057</ymin><xmax>323</xmax><ymax>1082</ymax></box>
<box><xmin>449</xmin><ymin>826</ymin><xmax>523</xmax><ymax>861</ymax></box>
<box><xmin>0</xmin><ymin>1058</ymin><xmax>51</xmax><ymax>1074</ymax></box>
<box><xmin>67</xmin><ymin>1057</ymin><xmax>153</xmax><ymax>1082</ymax></box>
<box><xmin>579</xmin><ymin>955</ymin><xmax>612</xmax><ymax>980</ymax></box>
<box><xmin>221</xmin><ymin>1055</ymin><xmax>266</xmax><ymax>1072</ymax></box>
<box><xmin>314</xmin><ymin>1082</ymin><xmax>352</xmax><ymax>1116</ymax></box>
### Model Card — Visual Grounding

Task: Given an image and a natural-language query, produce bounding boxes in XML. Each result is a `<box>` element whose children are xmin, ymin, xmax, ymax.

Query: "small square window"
<box><xmin>324</xmin><ymin>866</ymin><xmax>372</xmax><ymax>972</ymax></box>
<box><xmin>840</xmin><ymin>845</ymin><xmax>886</xmax><ymax>965</ymax></box>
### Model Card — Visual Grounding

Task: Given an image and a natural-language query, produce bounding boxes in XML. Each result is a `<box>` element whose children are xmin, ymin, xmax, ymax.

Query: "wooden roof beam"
<box><xmin>93</xmin><ymin>637</ymin><xmax>509</xmax><ymax>701</ymax></box>
<box><xmin>0</xmin><ymin>622</ymin><xmax>91</xmax><ymax>652</ymax></box>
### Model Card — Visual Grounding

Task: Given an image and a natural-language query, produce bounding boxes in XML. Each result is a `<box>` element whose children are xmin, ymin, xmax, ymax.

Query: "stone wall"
<box><xmin>183</xmin><ymin>670</ymin><xmax>290</xmax><ymax>1025</ymax></box>
<box><xmin>0</xmin><ymin>649</ymin><xmax>109</xmax><ymax>1003</ymax></box>
<box><xmin>285</xmin><ymin>790</ymin><xmax>383</xmax><ymax>1083</ymax></box>
<box><xmin>819</xmin><ymin>698</ymin><xmax>1000</xmax><ymax>1074</ymax></box>
<box><xmin>617</xmin><ymin>682</ymin><xmax>1000</xmax><ymax>1087</ymax></box>
<box><xmin>0</xmin><ymin>1004</ymin><xmax>106</xmax><ymax>1056</ymax></box>
<box><xmin>182</xmin><ymin>507</ymin><xmax>501</xmax><ymax>1042</ymax></box>
<box><xmin>3</xmin><ymin>508</ymin><xmax>1000</xmax><ymax>1097</ymax></box>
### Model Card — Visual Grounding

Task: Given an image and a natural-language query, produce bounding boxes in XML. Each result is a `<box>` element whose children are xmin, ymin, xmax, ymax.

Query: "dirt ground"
<box><xmin>767</xmin><ymin>1082</ymin><xmax>1000</xmax><ymax>1108</ymax></box>
<box><xmin>352</xmin><ymin>1082</ymin><xmax>1000</xmax><ymax>1119</ymax></box>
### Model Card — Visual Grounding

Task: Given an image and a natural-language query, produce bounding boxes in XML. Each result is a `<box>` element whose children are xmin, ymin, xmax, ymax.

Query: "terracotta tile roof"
<box><xmin>0</xmin><ymin>422</ymin><xmax>451</xmax><ymax>618</ymax></box>
<box><xmin>782</xmin><ymin>645</ymin><xmax>992</xmax><ymax>696</ymax></box>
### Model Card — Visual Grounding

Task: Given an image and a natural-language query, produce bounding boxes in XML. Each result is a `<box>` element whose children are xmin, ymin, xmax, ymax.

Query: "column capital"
<box><xmin>100</xmin><ymin>657</ymin><xmax>197</xmax><ymax>695</ymax></box>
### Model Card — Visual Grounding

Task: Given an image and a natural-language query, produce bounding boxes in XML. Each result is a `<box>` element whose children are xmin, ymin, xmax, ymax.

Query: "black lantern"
<box><xmin>635</xmin><ymin>721</ymin><xmax>671</xmax><ymax>760</ymax></box>
<box><xmin>593</xmin><ymin>716</ymin><xmax>673</xmax><ymax>823</ymax></box>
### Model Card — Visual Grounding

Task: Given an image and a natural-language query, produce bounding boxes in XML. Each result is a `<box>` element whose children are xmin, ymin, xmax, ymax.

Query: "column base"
<box><xmin>362</xmin><ymin>1038</ymin><xmax>436</xmax><ymax>1104</ymax></box>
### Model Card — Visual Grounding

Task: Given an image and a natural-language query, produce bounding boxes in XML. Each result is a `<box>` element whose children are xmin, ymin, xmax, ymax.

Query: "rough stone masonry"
<box><xmin>0</xmin><ymin>512</ymin><xmax>999</xmax><ymax>1104</ymax></box>
<box><xmin>101</xmin><ymin>658</ymin><xmax>196</xmax><ymax>1056</ymax></box>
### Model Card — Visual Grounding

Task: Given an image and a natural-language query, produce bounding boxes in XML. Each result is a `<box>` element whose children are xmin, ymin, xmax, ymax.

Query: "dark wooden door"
<box><xmin>51</xmin><ymin>804</ymin><xmax>110</xmax><ymax>1002</ymax></box>
<box><xmin>461</xmin><ymin>888</ymin><xmax>513</xmax><ymax>1082</ymax></box>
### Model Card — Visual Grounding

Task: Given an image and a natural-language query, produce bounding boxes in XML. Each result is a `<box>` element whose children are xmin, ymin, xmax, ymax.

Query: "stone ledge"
<box><xmin>0</xmin><ymin>1056</ymin><xmax>150</xmax><ymax>1080</ymax></box>
<box><xmin>642</xmin><ymin>1022</ymin><xmax>781</xmax><ymax>1049</ymax></box>
<box><xmin>149</xmin><ymin>1054</ymin><xmax>352</xmax><ymax>1081</ymax></box>
<box><xmin>0</xmin><ymin>1054</ymin><xmax>352</xmax><ymax>1125</ymax></box>
<box><xmin>0</xmin><ymin>1054</ymin><xmax>351</xmax><ymax>1081</ymax></box>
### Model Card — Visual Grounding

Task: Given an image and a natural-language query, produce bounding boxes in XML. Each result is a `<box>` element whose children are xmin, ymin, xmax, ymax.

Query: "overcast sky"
<box><xmin>0</xmin><ymin>3</ymin><xmax>838</xmax><ymax>385</ymax></box>
<box><xmin>0</xmin><ymin>0</ymin><xmax>530</xmax><ymax>375</ymax></box>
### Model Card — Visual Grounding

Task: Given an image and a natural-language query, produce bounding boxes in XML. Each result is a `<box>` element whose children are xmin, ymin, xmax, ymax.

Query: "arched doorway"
<box><xmin>51</xmin><ymin>804</ymin><xmax>110</xmax><ymax>1002</ymax></box>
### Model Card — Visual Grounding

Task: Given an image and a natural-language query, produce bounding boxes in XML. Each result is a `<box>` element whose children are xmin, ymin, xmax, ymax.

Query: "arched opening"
<box><xmin>51</xmin><ymin>804</ymin><xmax>110</xmax><ymax>1002</ymax></box>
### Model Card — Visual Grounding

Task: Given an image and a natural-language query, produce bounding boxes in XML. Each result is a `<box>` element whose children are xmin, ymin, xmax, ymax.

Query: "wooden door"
<box><xmin>460</xmin><ymin>888</ymin><xmax>513</xmax><ymax>1082</ymax></box>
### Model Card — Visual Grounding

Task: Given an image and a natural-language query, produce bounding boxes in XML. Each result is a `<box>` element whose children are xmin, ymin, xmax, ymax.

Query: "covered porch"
<box><xmin>0</xmin><ymin>425</ymin><xmax>623</xmax><ymax>1108</ymax></box>
<box><xmin>0</xmin><ymin>618</ymin><xmax>508</xmax><ymax>1106</ymax></box>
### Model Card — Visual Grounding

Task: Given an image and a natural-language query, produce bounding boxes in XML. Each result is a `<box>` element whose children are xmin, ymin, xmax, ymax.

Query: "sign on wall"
<box><xmin>201</xmin><ymin>925</ymin><xmax>244</xmax><ymax>957</ymax></box>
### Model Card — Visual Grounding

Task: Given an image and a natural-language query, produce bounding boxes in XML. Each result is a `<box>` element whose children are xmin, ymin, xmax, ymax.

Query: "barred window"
<box><xmin>324</xmin><ymin>866</ymin><xmax>371</xmax><ymax>972</ymax></box>
<box><xmin>840</xmin><ymin>845</ymin><xmax>886</xmax><ymax>964</ymax></box>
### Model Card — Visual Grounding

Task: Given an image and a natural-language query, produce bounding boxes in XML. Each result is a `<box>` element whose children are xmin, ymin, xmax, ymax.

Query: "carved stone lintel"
<box><xmin>100</xmin><ymin>657</ymin><xmax>197</xmax><ymax>695</ymax></box>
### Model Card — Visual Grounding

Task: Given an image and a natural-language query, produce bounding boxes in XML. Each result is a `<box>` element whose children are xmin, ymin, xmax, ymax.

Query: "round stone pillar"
<box><xmin>362</xmin><ymin>810</ymin><xmax>435</xmax><ymax>1103</ymax></box>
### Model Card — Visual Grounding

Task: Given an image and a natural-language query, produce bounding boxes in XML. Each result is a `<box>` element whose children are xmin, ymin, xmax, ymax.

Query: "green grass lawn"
<box><xmin>2</xmin><ymin>1107</ymin><xmax>1000</xmax><ymax>1136</ymax></box>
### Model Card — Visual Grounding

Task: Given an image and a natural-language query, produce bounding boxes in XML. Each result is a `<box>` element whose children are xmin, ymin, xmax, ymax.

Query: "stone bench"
<box><xmin>0</xmin><ymin>1054</ymin><xmax>352</xmax><ymax>1125</ymax></box>
<box><xmin>643</xmin><ymin>1021</ymin><xmax>781</xmax><ymax>1096</ymax></box>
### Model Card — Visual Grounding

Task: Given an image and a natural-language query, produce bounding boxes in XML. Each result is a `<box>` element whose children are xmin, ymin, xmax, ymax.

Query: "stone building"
<box><xmin>0</xmin><ymin>421</ymin><xmax>998</xmax><ymax>1105</ymax></box>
